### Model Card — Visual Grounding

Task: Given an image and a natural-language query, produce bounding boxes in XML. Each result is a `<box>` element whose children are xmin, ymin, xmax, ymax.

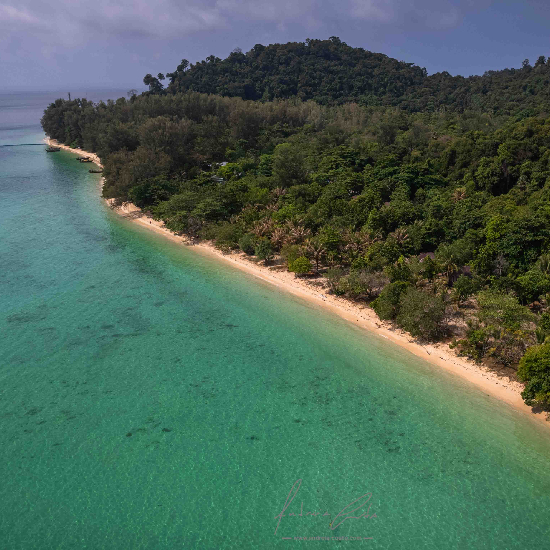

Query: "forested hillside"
<box><xmin>144</xmin><ymin>37</ymin><xmax>550</xmax><ymax>115</ymax></box>
<box><xmin>160</xmin><ymin>38</ymin><xmax>427</xmax><ymax>106</ymax></box>
<box><xmin>42</xmin><ymin>44</ymin><xmax>550</xmax><ymax>410</ymax></box>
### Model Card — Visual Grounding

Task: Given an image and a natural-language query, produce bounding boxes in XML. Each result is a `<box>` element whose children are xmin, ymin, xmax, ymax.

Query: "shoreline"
<box><xmin>45</xmin><ymin>138</ymin><xmax>550</xmax><ymax>430</ymax></box>
<box><xmin>45</xmin><ymin>138</ymin><xmax>103</xmax><ymax>168</ymax></box>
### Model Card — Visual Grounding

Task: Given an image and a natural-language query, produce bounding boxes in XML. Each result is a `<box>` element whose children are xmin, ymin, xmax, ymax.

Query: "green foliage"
<box><xmin>540</xmin><ymin>312</ymin><xmax>550</xmax><ymax>332</ymax></box>
<box><xmin>211</xmin><ymin>223</ymin><xmax>243</xmax><ymax>251</ymax></box>
<box><xmin>218</xmin><ymin>162</ymin><xmax>243</xmax><ymax>180</ymax></box>
<box><xmin>420</xmin><ymin>256</ymin><xmax>439</xmax><ymax>283</ymax></box>
<box><xmin>257</xmin><ymin>154</ymin><xmax>273</xmax><ymax>176</ymax></box>
<box><xmin>372</xmin><ymin>282</ymin><xmax>410</xmax><ymax>321</ymax></box>
<box><xmin>337</xmin><ymin>270</ymin><xmax>389</xmax><ymax>300</ymax></box>
<box><xmin>516</xmin><ymin>269</ymin><xmax>550</xmax><ymax>303</ymax></box>
<box><xmin>453</xmin><ymin>275</ymin><xmax>481</xmax><ymax>303</ymax></box>
<box><xmin>455</xmin><ymin>290</ymin><xmax>535</xmax><ymax>365</ymax></box>
<box><xmin>255</xmin><ymin>238</ymin><xmax>273</xmax><ymax>263</ymax></box>
<box><xmin>384</xmin><ymin>256</ymin><xmax>413</xmax><ymax>283</ymax></box>
<box><xmin>159</xmin><ymin>38</ymin><xmax>550</xmax><ymax>115</ymax></box>
<box><xmin>450</xmin><ymin>325</ymin><xmax>490</xmax><ymax>362</ymax></box>
<box><xmin>272</xmin><ymin>143</ymin><xmax>308</xmax><ymax>188</ymax></box>
<box><xmin>396</xmin><ymin>288</ymin><xmax>447</xmax><ymax>341</ymax></box>
<box><xmin>164</xmin><ymin>38</ymin><xmax>428</xmax><ymax>105</ymax></box>
<box><xmin>238</xmin><ymin>233</ymin><xmax>257</xmax><ymax>255</ymax></box>
<box><xmin>318</xmin><ymin>226</ymin><xmax>342</xmax><ymax>254</ymax></box>
<box><xmin>280</xmin><ymin>244</ymin><xmax>302</xmax><ymax>268</ymax></box>
<box><xmin>290</xmin><ymin>256</ymin><xmax>312</xmax><ymax>275</ymax></box>
<box><xmin>128</xmin><ymin>176</ymin><xmax>179</xmax><ymax>208</ymax></box>
<box><xmin>476</xmin><ymin>290</ymin><xmax>534</xmax><ymax>332</ymax></box>
<box><xmin>517</xmin><ymin>344</ymin><xmax>550</xmax><ymax>407</ymax></box>
<box><xmin>325</xmin><ymin>267</ymin><xmax>345</xmax><ymax>295</ymax></box>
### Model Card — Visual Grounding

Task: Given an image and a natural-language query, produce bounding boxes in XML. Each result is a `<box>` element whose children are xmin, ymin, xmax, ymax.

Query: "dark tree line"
<box><xmin>144</xmin><ymin>38</ymin><xmax>550</xmax><ymax>116</ymax></box>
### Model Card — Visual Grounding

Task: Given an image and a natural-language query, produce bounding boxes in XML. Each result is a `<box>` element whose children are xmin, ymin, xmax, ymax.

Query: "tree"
<box><xmin>280</xmin><ymin>243</ymin><xmax>302</xmax><ymax>268</ymax></box>
<box><xmin>290</xmin><ymin>256</ymin><xmax>312</xmax><ymax>276</ymax></box>
<box><xmin>303</xmin><ymin>238</ymin><xmax>326</xmax><ymax>273</ymax></box>
<box><xmin>238</xmin><ymin>233</ymin><xmax>256</xmax><ymax>255</ymax></box>
<box><xmin>272</xmin><ymin>143</ymin><xmax>308</xmax><ymax>188</ymax></box>
<box><xmin>372</xmin><ymin>282</ymin><xmax>410</xmax><ymax>321</ymax></box>
<box><xmin>396</xmin><ymin>287</ymin><xmax>447</xmax><ymax>341</ymax></box>
<box><xmin>453</xmin><ymin>275</ymin><xmax>478</xmax><ymax>304</ymax></box>
<box><xmin>338</xmin><ymin>270</ymin><xmax>389</xmax><ymax>300</ymax></box>
<box><xmin>436</xmin><ymin>245</ymin><xmax>460</xmax><ymax>287</ymax></box>
<box><xmin>255</xmin><ymin>238</ymin><xmax>273</xmax><ymax>263</ymax></box>
<box><xmin>177</xmin><ymin>59</ymin><xmax>189</xmax><ymax>72</ymax></box>
<box><xmin>456</xmin><ymin>290</ymin><xmax>536</xmax><ymax>366</ymax></box>
<box><xmin>143</xmin><ymin>73</ymin><xmax>164</xmax><ymax>93</ymax></box>
<box><xmin>128</xmin><ymin>176</ymin><xmax>179</xmax><ymax>208</ymax></box>
<box><xmin>517</xmin><ymin>343</ymin><xmax>550</xmax><ymax>407</ymax></box>
<box><xmin>385</xmin><ymin>255</ymin><xmax>413</xmax><ymax>283</ymax></box>
<box><xmin>476</xmin><ymin>290</ymin><xmax>534</xmax><ymax>332</ymax></box>
<box><xmin>325</xmin><ymin>267</ymin><xmax>345</xmax><ymax>295</ymax></box>
<box><xmin>212</xmin><ymin>222</ymin><xmax>243</xmax><ymax>251</ymax></box>
<box><xmin>421</xmin><ymin>256</ymin><xmax>439</xmax><ymax>283</ymax></box>
<box><xmin>516</xmin><ymin>269</ymin><xmax>550</xmax><ymax>304</ymax></box>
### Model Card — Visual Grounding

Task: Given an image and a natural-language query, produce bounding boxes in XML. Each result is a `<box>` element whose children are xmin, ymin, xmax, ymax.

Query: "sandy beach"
<box><xmin>45</xmin><ymin>138</ymin><xmax>103</xmax><ymax>168</ymax></box>
<box><xmin>45</xmin><ymin>138</ymin><xmax>550</xmax><ymax>429</ymax></box>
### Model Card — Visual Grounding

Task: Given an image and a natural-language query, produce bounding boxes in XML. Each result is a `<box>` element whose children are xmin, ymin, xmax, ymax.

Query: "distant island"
<box><xmin>42</xmin><ymin>38</ymin><xmax>550</xmax><ymax>414</ymax></box>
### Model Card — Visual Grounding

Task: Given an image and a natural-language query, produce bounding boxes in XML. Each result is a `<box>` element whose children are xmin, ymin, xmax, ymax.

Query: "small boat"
<box><xmin>89</xmin><ymin>169</ymin><xmax>103</xmax><ymax>173</ymax></box>
<box><xmin>45</xmin><ymin>146</ymin><xmax>61</xmax><ymax>152</ymax></box>
<box><xmin>78</xmin><ymin>157</ymin><xmax>93</xmax><ymax>163</ymax></box>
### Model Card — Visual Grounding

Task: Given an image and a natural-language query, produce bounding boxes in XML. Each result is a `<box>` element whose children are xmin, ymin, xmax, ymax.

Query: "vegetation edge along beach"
<box><xmin>41</xmin><ymin>38</ymin><xmax>550</xmax><ymax>427</ymax></box>
<box><xmin>44</xmin><ymin>136</ymin><xmax>550</xmax><ymax>428</ymax></box>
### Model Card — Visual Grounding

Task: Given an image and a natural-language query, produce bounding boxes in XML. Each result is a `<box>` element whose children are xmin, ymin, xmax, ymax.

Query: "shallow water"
<box><xmin>1</xmin><ymin>93</ymin><xmax>550</xmax><ymax>549</ymax></box>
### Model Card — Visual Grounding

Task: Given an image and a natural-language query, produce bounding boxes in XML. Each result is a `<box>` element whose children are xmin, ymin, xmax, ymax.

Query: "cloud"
<box><xmin>349</xmin><ymin>0</ymin><xmax>461</xmax><ymax>29</ymax></box>
<box><xmin>0</xmin><ymin>0</ymin><xmax>226</xmax><ymax>47</ymax></box>
<box><xmin>349</xmin><ymin>0</ymin><xmax>395</xmax><ymax>23</ymax></box>
<box><xmin>0</xmin><ymin>3</ymin><xmax>40</xmax><ymax>24</ymax></box>
<box><xmin>0</xmin><ymin>0</ymin><xmax>469</xmax><ymax>48</ymax></box>
<box><xmin>215</xmin><ymin>0</ymin><xmax>316</xmax><ymax>22</ymax></box>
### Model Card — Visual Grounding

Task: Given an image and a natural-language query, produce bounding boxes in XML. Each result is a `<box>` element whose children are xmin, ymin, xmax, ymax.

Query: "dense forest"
<box><xmin>145</xmin><ymin>37</ymin><xmax>550</xmax><ymax>115</ymax></box>
<box><xmin>42</xmin><ymin>39</ymin><xmax>550</xmax><ymax>410</ymax></box>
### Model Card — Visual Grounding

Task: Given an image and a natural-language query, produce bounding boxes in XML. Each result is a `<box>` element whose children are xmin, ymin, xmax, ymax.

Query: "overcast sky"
<box><xmin>2</xmin><ymin>0</ymin><xmax>550</xmax><ymax>91</ymax></box>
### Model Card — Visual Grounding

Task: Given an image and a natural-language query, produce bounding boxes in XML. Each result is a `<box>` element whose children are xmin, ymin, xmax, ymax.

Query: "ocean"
<box><xmin>1</xmin><ymin>91</ymin><xmax>550</xmax><ymax>549</ymax></box>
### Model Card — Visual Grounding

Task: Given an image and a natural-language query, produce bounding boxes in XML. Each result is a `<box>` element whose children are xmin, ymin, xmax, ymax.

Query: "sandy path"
<box><xmin>45</xmin><ymin>138</ymin><xmax>550</xmax><ymax>430</ymax></box>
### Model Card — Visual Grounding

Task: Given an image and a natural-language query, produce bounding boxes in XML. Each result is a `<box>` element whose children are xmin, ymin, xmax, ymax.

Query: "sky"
<box><xmin>2</xmin><ymin>0</ymin><xmax>550</xmax><ymax>91</ymax></box>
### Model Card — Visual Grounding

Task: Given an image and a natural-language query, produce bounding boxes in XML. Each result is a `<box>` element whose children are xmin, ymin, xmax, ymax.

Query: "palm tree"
<box><xmin>452</xmin><ymin>187</ymin><xmax>467</xmax><ymax>202</ymax></box>
<box><xmin>436</xmin><ymin>245</ymin><xmax>461</xmax><ymax>287</ymax></box>
<box><xmin>271</xmin><ymin>227</ymin><xmax>286</xmax><ymax>250</ymax></box>
<box><xmin>303</xmin><ymin>238</ymin><xmax>326</xmax><ymax>273</ymax></box>
<box><xmin>285</xmin><ymin>221</ymin><xmax>311</xmax><ymax>244</ymax></box>
<box><xmin>252</xmin><ymin>219</ymin><xmax>274</xmax><ymax>238</ymax></box>
<box><xmin>389</xmin><ymin>227</ymin><xmax>409</xmax><ymax>245</ymax></box>
<box><xmin>341</xmin><ymin>230</ymin><xmax>373</xmax><ymax>262</ymax></box>
<box><xmin>441</xmin><ymin>256</ymin><xmax>458</xmax><ymax>287</ymax></box>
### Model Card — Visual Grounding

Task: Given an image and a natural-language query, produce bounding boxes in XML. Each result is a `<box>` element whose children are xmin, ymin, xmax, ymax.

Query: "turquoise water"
<box><xmin>1</xmin><ymin>94</ymin><xmax>550</xmax><ymax>549</ymax></box>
